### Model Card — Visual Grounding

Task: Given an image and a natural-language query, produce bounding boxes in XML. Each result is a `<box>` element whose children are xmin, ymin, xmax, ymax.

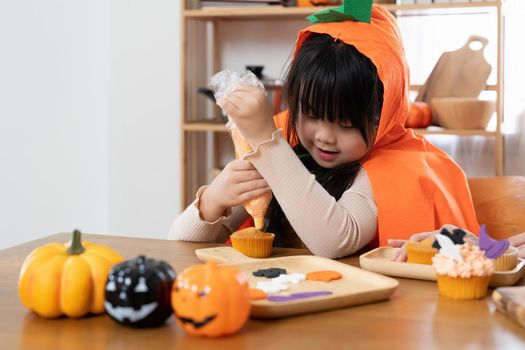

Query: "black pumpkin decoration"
<box><xmin>104</xmin><ymin>255</ymin><xmax>176</xmax><ymax>328</ymax></box>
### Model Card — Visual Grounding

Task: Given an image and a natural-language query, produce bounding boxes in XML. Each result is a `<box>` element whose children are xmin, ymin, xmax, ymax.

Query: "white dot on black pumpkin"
<box><xmin>106</xmin><ymin>280</ymin><xmax>117</xmax><ymax>292</ymax></box>
<box><xmin>134</xmin><ymin>277</ymin><xmax>148</xmax><ymax>293</ymax></box>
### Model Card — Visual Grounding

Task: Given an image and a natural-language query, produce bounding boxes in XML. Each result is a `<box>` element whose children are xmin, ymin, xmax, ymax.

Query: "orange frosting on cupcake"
<box><xmin>432</xmin><ymin>244</ymin><xmax>494</xmax><ymax>278</ymax></box>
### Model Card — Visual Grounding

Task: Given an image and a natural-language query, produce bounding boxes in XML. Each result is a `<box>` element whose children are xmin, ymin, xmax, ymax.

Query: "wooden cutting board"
<box><xmin>493</xmin><ymin>287</ymin><xmax>525</xmax><ymax>329</ymax></box>
<box><xmin>195</xmin><ymin>247</ymin><xmax>399</xmax><ymax>319</ymax></box>
<box><xmin>416</xmin><ymin>35</ymin><xmax>492</xmax><ymax>124</ymax></box>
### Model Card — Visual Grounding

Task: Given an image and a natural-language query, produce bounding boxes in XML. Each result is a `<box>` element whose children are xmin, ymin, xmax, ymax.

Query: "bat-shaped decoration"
<box><xmin>432</xmin><ymin>227</ymin><xmax>466</xmax><ymax>249</ymax></box>
<box><xmin>479</xmin><ymin>224</ymin><xmax>509</xmax><ymax>259</ymax></box>
<box><xmin>435</xmin><ymin>233</ymin><xmax>463</xmax><ymax>262</ymax></box>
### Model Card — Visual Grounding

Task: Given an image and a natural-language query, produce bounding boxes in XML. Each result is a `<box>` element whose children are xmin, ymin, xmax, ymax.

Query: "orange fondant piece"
<box><xmin>249</xmin><ymin>288</ymin><xmax>268</xmax><ymax>300</ymax></box>
<box><xmin>306</xmin><ymin>270</ymin><xmax>342</xmax><ymax>282</ymax></box>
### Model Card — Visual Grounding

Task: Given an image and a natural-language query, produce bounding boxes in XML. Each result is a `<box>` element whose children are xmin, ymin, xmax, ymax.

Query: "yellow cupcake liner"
<box><xmin>436</xmin><ymin>274</ymin><xmax>491</xmax><ymax>300</ymax></box>
<box><xmin>230</xmin><ymin>233</ymin><xmax>274</xmax><ymax>258</ymax></box>
<box><xmin>493</xmin><ymin>247</ymin><xmax>519</xmax><ymax>271</ymax></box>
<box><xmin>406</xmin><ymin>242</ymin><xmax>437</xmax><ymax>265</ymax></box>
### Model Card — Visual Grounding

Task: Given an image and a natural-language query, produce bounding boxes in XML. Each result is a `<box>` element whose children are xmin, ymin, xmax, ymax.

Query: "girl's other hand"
<box><xmin>508</xmin><ymin>233</ymin><xmax>525</xmax><ymax>259</ymax></box>
<box><xmin>199</xmin><ymin>160</ymin><xmax>271</xmax><ymax>222</ymax></box>
<box><xmin>387</xmin><ymin>224</ymin><xmax>474</xmax><ymax>262</ymax></box>
<box><xmin>217</xmin><ymin>84</ymin><xmax>275</xmax><ymax>146</ymax></box>
<box><xmin>388</xmin><ymin>230</ymin><xmax>437</xmax><ymax>263</ymax></box>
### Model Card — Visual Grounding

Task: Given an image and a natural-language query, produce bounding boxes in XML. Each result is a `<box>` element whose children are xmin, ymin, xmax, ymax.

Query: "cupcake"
<box><xmin>478</xmin><ymin>224</ymin><xmax>518</xmax><ymax>272</ymax></box>
<box><xmin>406</xmin><ymin>237</ymin><xmax>438</xmax><ymax>265</ymax></box>
<box><xmin>493</xmin><ymin>247</ymin><xmax>519</xmax><ymax>271</ymax></box>
<box><xmin>432</xmin><ymin>234</ymin><xmax>493</xmax><ymax>300</ymax></box>
<box><xmin>230</xmin><ymin>227</ymin><xmax>275</xmax><ymax>258</ymax></box>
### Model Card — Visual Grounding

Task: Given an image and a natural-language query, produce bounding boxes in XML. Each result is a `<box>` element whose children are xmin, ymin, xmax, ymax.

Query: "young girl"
<box><xmin>168</xmin><ymin>4</ymin><xmax>479</xmax><ymax>258</ymax></box>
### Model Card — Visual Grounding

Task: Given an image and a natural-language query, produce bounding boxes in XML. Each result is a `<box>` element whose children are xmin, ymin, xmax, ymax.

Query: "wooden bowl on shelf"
<box><xmin>430</xmin><ymin>97</ymin><xmax>495</xmax><ymax>129</ymax></box>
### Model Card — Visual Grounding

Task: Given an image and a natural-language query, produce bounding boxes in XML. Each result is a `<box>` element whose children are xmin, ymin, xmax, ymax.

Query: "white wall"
<box><xmin>108</xmin><ymin>1</ymin><xmax>180</xmax><ymax>238</ymax></box>
<box><xmin>0</xmin><ymin>0</ymin><xmax>110</xmax><ymax>249</ymax></box>
<box><xmin>0</xmin><ymin>0</ymin><xmax>181</xmax><ymax>249</ymax></box>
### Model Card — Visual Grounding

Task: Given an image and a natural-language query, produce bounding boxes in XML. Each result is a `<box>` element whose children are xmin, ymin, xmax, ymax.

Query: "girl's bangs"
<box><xmin>294</xmin><ymin>52</ymin><xmax>366</xmax><ymax>129</ymax></box>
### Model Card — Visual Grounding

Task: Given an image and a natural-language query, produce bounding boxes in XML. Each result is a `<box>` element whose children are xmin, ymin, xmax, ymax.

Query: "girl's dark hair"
<box><xmin>265</xmin><ymin>33</ymin><xmax>384</xmax><ymax>246</ymax></box>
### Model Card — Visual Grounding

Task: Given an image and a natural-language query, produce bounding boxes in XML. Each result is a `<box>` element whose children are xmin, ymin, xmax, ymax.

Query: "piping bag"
<box><xmin>209</xmin><ymin>70</ymin><xmax>273</xmax><ymax>231</ymax></box>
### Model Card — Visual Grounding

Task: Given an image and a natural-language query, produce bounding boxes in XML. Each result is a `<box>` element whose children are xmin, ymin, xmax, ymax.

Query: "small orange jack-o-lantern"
<box><xmin>171</xmin><ymin>260</ymin><xmax>251</xmax><ymax>337</ymax></box>
<box><xmin>405</xmin><ymin>102</ymin><xmax>432</xmax><ymax>129</ymax></box>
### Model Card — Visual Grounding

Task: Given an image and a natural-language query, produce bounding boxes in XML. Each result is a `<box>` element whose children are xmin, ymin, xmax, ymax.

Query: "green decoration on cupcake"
<box><xmin>307</xmin><ymin>0</ymin><xmax>373</xmax><ymax>24</ymax></box>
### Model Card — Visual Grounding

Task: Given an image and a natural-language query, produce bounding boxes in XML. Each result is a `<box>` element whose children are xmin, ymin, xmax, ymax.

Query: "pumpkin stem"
<box><xmin>66</xmin><ymin>229</ymin><xmax>86</xmax><ymax>255</ymax></box>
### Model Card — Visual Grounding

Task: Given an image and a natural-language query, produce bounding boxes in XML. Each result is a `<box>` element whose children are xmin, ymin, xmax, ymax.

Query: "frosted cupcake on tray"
<box><xmin>230</xmin><ymin>227</ymin><xmax>275</xmax><ymax>258</ymax></box>
<box><xmin>431</xmin><ymin>225</ymin><xmax>512</xmax><ymax>300</ymax></box>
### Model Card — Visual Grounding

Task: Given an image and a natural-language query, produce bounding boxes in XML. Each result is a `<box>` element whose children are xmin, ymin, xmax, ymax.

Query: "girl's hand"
<box><xmin>388</xmin><ymin>230</ymin><xmax>438</xmax><ymax>262</ymax></box>
<box><xmin>217</xmin><ymin>84</ymin><xmax>276</xmax><ymax>147</ymax></box>
<box><xmin>508</xmin><ymin>233</ymin><xmax>525</xmax><ymax>259</ymax></box>
<box><xmin>199</xmin><ymin>160</ymin><xmax>271</xmax><ymax>222</ymax></box>
<box><xmin>387</xmin><ymin>224</ymin><xmax>476</xmax><ymax>262</ymax></box>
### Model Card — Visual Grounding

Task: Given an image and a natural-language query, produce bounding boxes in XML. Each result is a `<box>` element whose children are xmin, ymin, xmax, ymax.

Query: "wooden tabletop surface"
<box><xmin>2</xmin><ymin>233</ymin><xmax>525</xmax><ymax>350</ymax></box>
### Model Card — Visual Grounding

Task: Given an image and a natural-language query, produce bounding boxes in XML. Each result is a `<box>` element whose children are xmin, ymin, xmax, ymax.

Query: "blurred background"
<box><xmin>1</xmin><ymin>0</ymin><xmax>524</xmax><ymax>249</ymax></box>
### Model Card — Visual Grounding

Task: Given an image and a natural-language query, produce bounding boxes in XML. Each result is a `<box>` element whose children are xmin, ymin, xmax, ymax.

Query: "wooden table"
<box><xmin>2</xmin><ymin>233</ymin><xmax>525</xmax><ymax>349</ymax></box>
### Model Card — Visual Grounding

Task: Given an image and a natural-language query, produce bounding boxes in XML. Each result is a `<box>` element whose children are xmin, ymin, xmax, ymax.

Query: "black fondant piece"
<box><xmin>252</xmin><ymin>268</ymin><xmax>287</xmax><ymax>278</ymax></box>
<box><xmin>432</xmin><ymin>228</ymin><xmax>467</xmax><ymax>249</ymax></box>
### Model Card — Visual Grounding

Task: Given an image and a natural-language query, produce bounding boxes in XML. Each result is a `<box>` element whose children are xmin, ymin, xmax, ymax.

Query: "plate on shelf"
<box><xmin>195</xmin><ymin>247</ymin><xmax>399</xmax><ymax>319</ymax></box>
<box><xmin>359</xmin><ymin>247</ymin><xmax>525</xmax><ymax>288</ymax></box>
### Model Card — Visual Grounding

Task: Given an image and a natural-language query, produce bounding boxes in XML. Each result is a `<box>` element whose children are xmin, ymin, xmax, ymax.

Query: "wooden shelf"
<box><xmin>184</xmin><ymin>2</ymin><xmax>498</xmax><ymax>20</ymax></box>
<box><xmin>180</xmin><ymin>0</ymin><xmax>505</xmax><ymax>206</ymax></box>
<box><xmin>414</xmin><ymin>128</ymin><xmax>496</xmax><ymax>136</ymax></box>
<box><xmin>183</xmin><ymin>122</ymin><xmax>496</xmax><ymax>137</ymax></box>
<box><xmin>184</xmin><ymin>121</ymin><xmax>228</xmax><ymax>132</ymax></box>
<box><xmin>410</xmin><ymin>84</ymin><xmax>497</xmax><ymax>92</ymax></box>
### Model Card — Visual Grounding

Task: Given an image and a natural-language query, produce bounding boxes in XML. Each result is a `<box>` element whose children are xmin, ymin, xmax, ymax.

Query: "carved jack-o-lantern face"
<box><xmin>104</xmin><ymin>255</ymin><xmax>176</xmax><ymax>328</ymax></box>
<box><xmin>171</xmin><ymin>260</ymin><xmax>251</xmax><ymax>337</ymax></box>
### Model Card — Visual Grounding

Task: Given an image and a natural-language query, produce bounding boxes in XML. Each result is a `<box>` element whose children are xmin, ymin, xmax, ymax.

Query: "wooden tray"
<box><xmin>196</xmin><ymin>247</ymin><xmax>399</xmax><ymax>319</ymax></box>
<box><xmin>359</xmin><ymin>247</ymin><xmax>525</xmax><ymax>288</ymax></box>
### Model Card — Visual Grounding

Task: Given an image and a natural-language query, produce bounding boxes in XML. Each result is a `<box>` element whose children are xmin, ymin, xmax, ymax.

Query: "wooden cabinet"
<box><xmin>180</xmin><ymin>1</ymin><xmax>505</xmax><ymax>207</ymax></box>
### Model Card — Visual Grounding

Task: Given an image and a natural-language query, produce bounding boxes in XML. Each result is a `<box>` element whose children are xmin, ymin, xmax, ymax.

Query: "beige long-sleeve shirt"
<box><xmin>168</xmin><ymin>132</ymin><xmax>378</xmax><ymax>258</ymax></box>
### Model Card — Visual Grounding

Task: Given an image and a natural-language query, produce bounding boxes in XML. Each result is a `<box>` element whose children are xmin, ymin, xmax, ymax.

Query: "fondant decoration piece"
<box><xmin>256</xmin><ymin>280</ymin><xmax>289</xmax><ymax>294</ymax></box>
<box><xmin>249</xmin><ymin>288</ymin><xmax>268</xmax><ymax>300</ymax></box>
<box><xmin>272</xmin><ymin>272</ymin><xmax>306</xmax><ymax>284</ymax></box>
<box><xmin>434</xmin><ymin>233</ymin><xmax>463</xmax><ymax>262</ymax></box>
<box><xmin>267</xmin><ymin>291</ymin><xmax>333</xmax><ymax>302</ymax></box>
<box><xmin>479</xmin><ymin>224</ymin><xmax>510</xmax><ymax>259</ymax></box>
<box><xmin>432</xmin><ymin>227</ymin><xmax>466</xmax><ymax>249</ymax></box>
<box><xmin>253</xmin><ymin>268</ymin><xmax>287</xmax><ymax>278</ymax></box>
<box><xmin>306</xmin><ymin>270</ymin><xmax>342</xmax><ymax>282</ymax></box>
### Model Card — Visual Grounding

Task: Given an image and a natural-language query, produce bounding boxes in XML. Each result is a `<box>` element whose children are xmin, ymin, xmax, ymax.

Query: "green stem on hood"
<box><xmin>66</xmin><ymin>229</ymin><xmax>86</xmax><ymax>255</ymax></box>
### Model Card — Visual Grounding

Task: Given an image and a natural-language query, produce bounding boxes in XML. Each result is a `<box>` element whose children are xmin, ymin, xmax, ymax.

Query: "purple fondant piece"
<box><xmin>267</xmin><ymin>291</ymin><xmax>333</xmax><ymax>303</ymax></box>
<box><xmin>479</xmin><ymin>224</ymin><xmax>509</xmax><ymax>259</ymax></box>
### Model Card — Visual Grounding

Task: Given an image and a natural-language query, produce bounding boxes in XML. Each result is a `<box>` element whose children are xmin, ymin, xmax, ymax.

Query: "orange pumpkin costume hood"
<box><xmin>275</xmin><ymin>4</ymin><xmax>479</xmax><ymax>246</ymax></box>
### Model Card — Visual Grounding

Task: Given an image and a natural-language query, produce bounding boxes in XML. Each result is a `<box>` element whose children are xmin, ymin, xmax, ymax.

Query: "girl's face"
<box><xmin>297</xmin><ymin>114</ymin><xmax>368</xmax><ymax>169</ymax></box>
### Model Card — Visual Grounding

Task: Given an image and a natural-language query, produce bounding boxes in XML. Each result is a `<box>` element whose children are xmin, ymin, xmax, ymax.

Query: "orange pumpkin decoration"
<box><xmin>18</xmin><ymin>230</ymin><xmax>123</xmax><ymax>318</ymax></box>
<box><xmin>406</xmin><ymin>101</ymin><xmax>432</xmax><ymax>129</ymax></box>
<box><xmin>171</xmin><ymin>260</ymin><xmax>251</xmax><ymax>337</ymax></box>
